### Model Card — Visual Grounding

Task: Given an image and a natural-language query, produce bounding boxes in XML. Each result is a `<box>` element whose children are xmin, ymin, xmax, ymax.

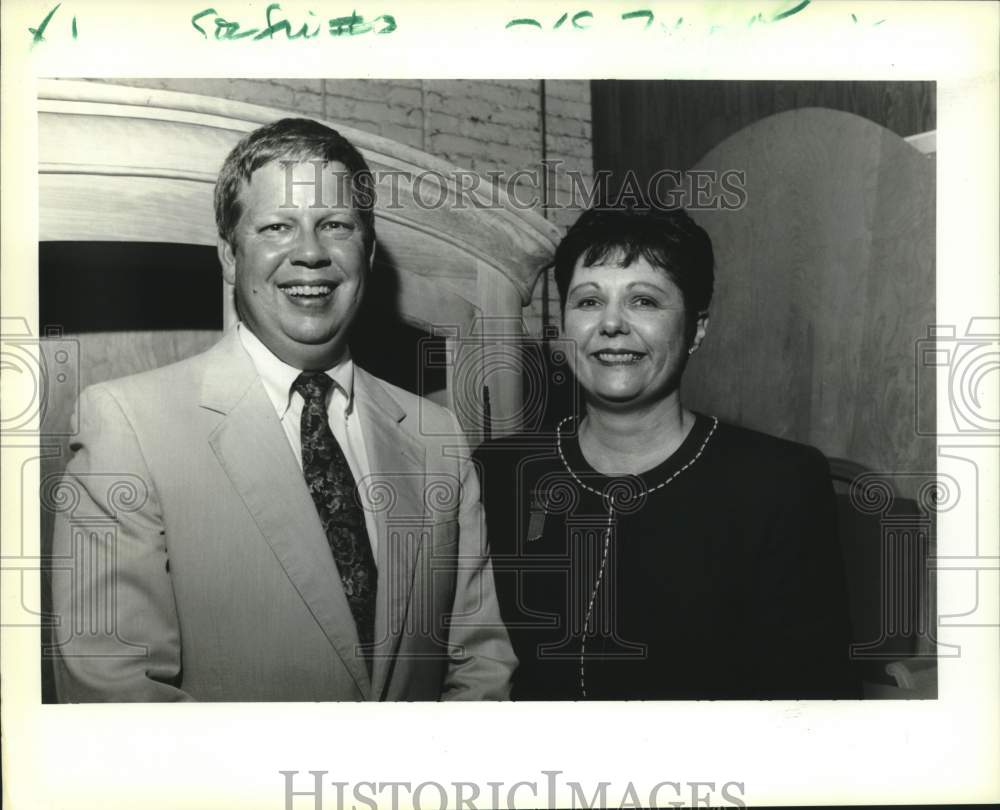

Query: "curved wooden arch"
<box><xmin>683</xmin><ymin>107</ymin><xmax>935</xmax><ymax>491</ymax></box>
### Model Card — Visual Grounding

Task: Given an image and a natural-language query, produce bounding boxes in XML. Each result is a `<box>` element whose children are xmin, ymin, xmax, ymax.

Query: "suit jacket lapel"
<box><xmin>201</xmin><ymin>330</ymin><xmax>372</xmax><ymax>698</ymax></box>
<box><xmin>354</xmin><ymin>368</ymin><xmax>426</xmax><ymax>700</ymax></box>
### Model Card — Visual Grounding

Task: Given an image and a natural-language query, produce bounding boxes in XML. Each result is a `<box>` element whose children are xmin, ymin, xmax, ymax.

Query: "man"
<box><xmin>50</xmin><ymin>118</ymin><xmax>516</xmax><ymax>701</ymax></box>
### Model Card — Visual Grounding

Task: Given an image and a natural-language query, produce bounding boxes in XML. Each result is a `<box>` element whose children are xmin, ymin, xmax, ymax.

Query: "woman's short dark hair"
<box><xmin>214</xmin><ymin>117</ymin><xmax>376</xmax><ymax>253</ymax></box>
<box><xmin>553</xmin><ymin>207</ymin><xmax>715</xmax><ymax>329</ymax></box>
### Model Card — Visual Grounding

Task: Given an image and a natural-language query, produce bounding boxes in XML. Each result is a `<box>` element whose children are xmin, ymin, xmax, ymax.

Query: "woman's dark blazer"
<box><xmin>475</xmin><ymin>414</ymin><xmax>862</xmax><ymax>701</ymax></box>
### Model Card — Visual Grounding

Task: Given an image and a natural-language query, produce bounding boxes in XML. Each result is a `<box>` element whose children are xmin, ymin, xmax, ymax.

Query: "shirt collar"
<box><xmin>237</xmin><ymin>323</ymin><xmax>354</xmax><ymax>419</ymax></box>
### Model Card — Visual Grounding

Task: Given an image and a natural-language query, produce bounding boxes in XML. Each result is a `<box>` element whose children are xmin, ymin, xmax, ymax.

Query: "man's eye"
<box><xmin>261</xmin><ymin>223</ymin><xmax>289</xmax><ymax>233</ymax></box>
<box><xmin>320</xmin><ymin>220</ymin><xmax>353</xmax><ymax>231</ymax></box>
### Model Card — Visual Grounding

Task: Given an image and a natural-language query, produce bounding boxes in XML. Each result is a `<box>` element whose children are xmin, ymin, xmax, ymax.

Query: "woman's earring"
<box><xmin>687</xmin><ymin>346</ymin><xmax>696</xmax><ymax>356</ymax></box>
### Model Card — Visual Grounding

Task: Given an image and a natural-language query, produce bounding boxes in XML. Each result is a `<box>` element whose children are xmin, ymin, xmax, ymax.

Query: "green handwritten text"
<box><xmin>501</xmin><ymin>1</ymin><xmax>889</xmax><ymax>35</ymax></box>
<box><xmin>28</xmin><ymin>2</ymin><xmax>78</xmax><ymax>47</ymax></box>
<box><xmin>191</xmin><ymin>4</ymin><xmax>396</xmax><ymax>41</ymax></box>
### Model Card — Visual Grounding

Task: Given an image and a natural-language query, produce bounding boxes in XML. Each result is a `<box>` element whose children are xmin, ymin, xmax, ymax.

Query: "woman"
<box><xmin>477</xmin><ymin>207</ymin><xmax>860</xmax><ymax>700</ymax></box>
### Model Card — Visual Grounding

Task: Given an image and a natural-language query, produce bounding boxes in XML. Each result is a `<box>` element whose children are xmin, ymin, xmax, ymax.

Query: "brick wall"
<box><xmin>83</xmin><ymin>77</ymin><xmax>593</xmax><ymax>336</ymax></box>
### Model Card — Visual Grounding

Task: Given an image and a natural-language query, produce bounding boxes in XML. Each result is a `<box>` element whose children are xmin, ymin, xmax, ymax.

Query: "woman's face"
<box><xmin>561</xmin><ymin>254</ymin><xmax>707</xmax><ymax>410</ymax></box>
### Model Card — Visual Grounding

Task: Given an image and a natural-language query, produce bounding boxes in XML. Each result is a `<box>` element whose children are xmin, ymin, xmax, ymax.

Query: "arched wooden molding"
<box><xmin>683</xmin><ymin>107</ymin><xmax>935</xmax><ymax>497</ymax></box>
<box><xmin>38</xmin><ymin>79</ymin><xmax>561</xmax><ymax>439</ymax></box>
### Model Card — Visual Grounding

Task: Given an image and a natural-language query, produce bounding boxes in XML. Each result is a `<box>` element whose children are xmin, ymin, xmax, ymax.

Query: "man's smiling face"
<box><xmin>218</xmin><ymin>159</ymin><xmax>372</xmax><ymax>370</ymax></box>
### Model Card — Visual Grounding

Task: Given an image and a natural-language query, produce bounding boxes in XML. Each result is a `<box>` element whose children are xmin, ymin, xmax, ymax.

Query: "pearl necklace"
<box><xmin>555</xmin><ymin>413</ymin><xmax>719</xmax><ymax>698</ymax></box>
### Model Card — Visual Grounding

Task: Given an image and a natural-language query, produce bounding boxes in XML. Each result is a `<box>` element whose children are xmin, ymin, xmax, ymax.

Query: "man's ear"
<box><xmin>217</xmin><ymin>237</ymin><xmax>237</xmax><ymax>285</ymax></box>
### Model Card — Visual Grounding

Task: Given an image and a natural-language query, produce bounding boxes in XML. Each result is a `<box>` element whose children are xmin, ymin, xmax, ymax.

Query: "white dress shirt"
<box><xmin>238</xmin><ymin>323</ymin><xmax>378</xmax><ymax>559</ymax></box>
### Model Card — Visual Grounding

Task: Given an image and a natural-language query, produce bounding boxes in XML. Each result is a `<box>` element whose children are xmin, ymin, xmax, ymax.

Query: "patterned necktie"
<box><xmin>293</xmin><ymin>372</ymin><xmax>377</xmax><ymax>676</ymax></box>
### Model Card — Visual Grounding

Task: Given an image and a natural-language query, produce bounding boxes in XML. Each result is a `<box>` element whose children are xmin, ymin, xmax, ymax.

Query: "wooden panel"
<box><xmin>592</xmin><ymin>80</ymin><xmax>936</xmax><ymax>183</ymax></box>
<box><xmin>39</xmin><ymin>109</ymin><xmax>235</xmax><ymax>181</ymax></box>
<box><xmin>40</xmin><ymin>174</ymin><xmax>217</xmax><ymax>245</ymax></box>
<box><xmin>682</xmin><ymin>109</ymin><xmax>934</xmax><ymax>498</ymax></box>
<box><xmin>369</xmin><ymin>267</ymin><xmax>478</xmax><ymax>335</ymax></box>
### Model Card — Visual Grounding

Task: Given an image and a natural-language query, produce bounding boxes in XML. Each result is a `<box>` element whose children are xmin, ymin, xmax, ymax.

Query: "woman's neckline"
<box><xmin>558</xmin><ymin>411</ymin><xmax>717</xmax><ymax>491</ymax></box>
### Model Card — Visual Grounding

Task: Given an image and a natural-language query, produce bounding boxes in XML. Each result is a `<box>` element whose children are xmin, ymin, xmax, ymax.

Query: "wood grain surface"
<box><xmin>682</xmin><ymin>108</ymin><xmax>935</xmax><ymax>499</ymax></box>
<box><xmin>592</xmin><ymin>80</ymin><xmax>936</xmax><ymax>181</ymax></box>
